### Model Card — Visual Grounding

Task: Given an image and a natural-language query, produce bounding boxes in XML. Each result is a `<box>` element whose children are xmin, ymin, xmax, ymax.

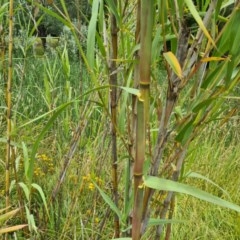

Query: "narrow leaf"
<box><xmin>184</xmin><ymin>0</ymin><xmax>215</xmax><ymax>46</ymax></box>
<box><xmin>87</xmin><ymin>0</ymin><xmax>99</xmax><ymax>69</ymax></box>
<box><xmin>37</xmin><ymin>4</ymin><xmax>71</xmax><ymax>28</ymax></box>
<box><xmin>201</xmin><ymin>57</ymin><xmax>228</xmax><ymax>62</ymax></box>
<box><xmin>192</xmin><ymin>98</ymin><xmax>215</xmax><ymax>113</ymax></box>
<box><xmin>186</xmin><ymin>172</ymin><xmax>231</xmax><ymax>199</ymax></box>
<box><xmin>144</xmin><ymin>176</ymin><xmax>240</xmax><ymax>212</ymax></box>
<box><xmin>105</xmin><ymin>0</ymin><xmax>120</xmax><ymax>24</ymax></box>
<box><xmin>22</xmin><ymin>142</ymin><xmax>29</xmax><ymax>180</ymax></box>
<box><xmin>18</xmin><ymin>182</ymin><xmax>30</xmax><ymax>202</ymax></box>
<box><xmin>31</xmin><ymin>183</ymin><xmax>50</xmax><ymax>218</ymax></box>
<box><xmin>93</xmin><ymin>182</ymin><xmax>122</xmax><ymax>220</ymax></box>
<box><xmin>175</xmin><ymin>120</ymin><xmax>194</xmax><ymax>145</ymax></box>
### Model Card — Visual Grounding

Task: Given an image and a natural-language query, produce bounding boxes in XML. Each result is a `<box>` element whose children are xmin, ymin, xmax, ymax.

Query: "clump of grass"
<box><xmin>171</xmin><ymin>123</ymin><xmax>240</xmax><ymax>239</ymax></box>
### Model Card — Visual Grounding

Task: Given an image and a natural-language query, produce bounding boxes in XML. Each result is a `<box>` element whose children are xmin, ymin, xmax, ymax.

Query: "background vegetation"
<box><xmin>0</xmin><ymin>0</ymin><xmax>240</xmax><ymax>239</ymax></box>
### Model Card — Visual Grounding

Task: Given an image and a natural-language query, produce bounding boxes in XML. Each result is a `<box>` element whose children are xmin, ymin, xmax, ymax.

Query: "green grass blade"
<box><xmin>87</xmin><ymin>0</ymin><xmax>99</xmax><ymax>69</ymax></box>
<box><xmin>184</xmin><ymin>0</ymin><xmax>215</xmax><ymax>46</ymax></box>
<box><xmin>22</xmin><ymin>142</ymin><xmax>29</xmax><ymax>180</ymax></box>
<box><xmin>0</xmin><ymin>3</ymin><xmax>8</xmax><ymax>18</ymax></box>
<box><xmin>18</xmin><ymin>182</ymin><xmax>30</xmax><ymax>202</ymax></box>
<box><xmin>175</xmin><ymin>120</ymin><xmax>194</xmax><ymax>145</ymax></box>
<box><xmin>25</xmin><ymin>206</ymin><xmax>38</xmax><ymax>233</ymax></box>
<box><xmin>186</xmin><ymin>172</ymin><xmax>231</xmax><ymax>199</ymax></box>
<box><xmin>93</xmin><ymin>181</ymin><xmax>122</xmax><ymax>221</ymax></box>
<box><xmin>37</xmin><ymin>3</ymin><xmax>72</xmax><ymax>28</ymax></box>
<box><xmin>31</xmin><ymin>183</ymin><xmax>50</xmax><ymax>219</ymax></box>
<box><xmin>144</xmin><ymin>176</ymin><xmax>240</xmax><ymax>212</ymax></box>
<box><xmin>105</xmin><ymin>0</ymin><xmax>120</xmax><ymax>24</ymax></box>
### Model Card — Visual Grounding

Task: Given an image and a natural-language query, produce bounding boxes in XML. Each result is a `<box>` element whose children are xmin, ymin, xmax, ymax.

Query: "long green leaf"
<box><xmin>25</xmin><ymin>206</ymin><xmax>38</xmax><ymax>233</ymax></box>
<box><xmin>36</xmin><ymin>3</ymin><xmax>72</xmax><ymax>28</ymax></box>
<box><xmin>144</xmin><ymin>176</ymin><xmax>240</xmax><ymax>212</ymax></box>
<box><xmin>192</xmin><ymin>98</ymin><xmax>215</xmax><ymax>113</ymax></box>
<box><xmin>87</xmin><ymin>0</ymin><xmax>99</xmax><ymax>69</ymax></box>
<box><xmin>184</xmin><ymin>0</ymin><xmax>215</xmax><ymax>46</ymax></box>
<box><xmin>186</xmin><ymin>172</ymin><xmax>231</xmax><ymax>199</ymax></box>
<box><xmin>31</xmin><ymin>183</ymin><xmax>50</xmax><ymax>219</ymax></box>
<box><xmin>105</xmin><ymin>0</ymin><xmax>120</xmax><ymax>24</ymax></box>
<box><xmin>22</xmin><ymin>142</ymin><xmax>29</xmax><ymax>180</ymax></box>
<box><xmin>18</xmin><ymin>182</ymin><xmax>30</xmax><ymax>202</ymax></box>
<box><xmin>0</xmin><ymin>3</ymin><xmax>8</xmax><ymax>19</ymax></box>
<box><xmin>93</xmin><ymin>182</ymin><xmax>122</xmax><ymax>221</ymax></box>
<box><xmin>175</xmin><ymin>120</ymin><xmax>194</xmax><ymax>145</ymax></box>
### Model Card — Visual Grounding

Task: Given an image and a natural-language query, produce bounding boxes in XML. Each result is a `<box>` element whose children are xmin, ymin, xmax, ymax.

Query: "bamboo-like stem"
<box><xmin>109</xmin><ymin>0</ymin><xmax>119</xmax><ymax>237</ymax></box>
<box><xmin>132</xmin><ymin>98</ymin><xmax>145</xmax><ymax>240</ymax></box>
<box><xmin>139</xmin><ymin>0</ymin><xmax>154</xmax><ymax>111</ymax></box>
<box><xmin>131</xmin><ymin>0</ymin><xmax>141</xmax><ymax>156</ymax></box>
<box><xmin>130</xmin><ymin>0</ymin><xmax>141</xmax><ymax>186</ymax></box>
<box><xmin>5</xmin><ymin>0</ymin><xmax>14</xmax><ymax>239</ymax></box>
<box><xmin>132</xmin><ymin>1</ymin><xmax>153</xmax><ymax>239</ymax></box>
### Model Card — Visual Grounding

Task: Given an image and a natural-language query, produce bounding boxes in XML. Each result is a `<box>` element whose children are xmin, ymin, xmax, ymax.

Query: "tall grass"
<box><xmin>1</xmin><ymin>0</ymin><xmax>240</xmax><ymax>239</ymax></box>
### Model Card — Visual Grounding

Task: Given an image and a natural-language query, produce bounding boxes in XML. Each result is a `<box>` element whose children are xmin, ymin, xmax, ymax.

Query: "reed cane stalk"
<box><xmin>109</xmin><ymin>0</ymin><xmax>119</xmax><ymax>237</ymax></box>
<box><xmin>132</xmin><ymin>1</ymin><xmax>153</xmax><ymax>239</ymax></box>
<box><xmin>5</xmin><ymin>0</ymin><xmax>13</xmax><ymax>239</ymax></box>
<box><xmin>132</xmin><ymin>98</ymin><xmax>145</xmax><ymax>240</ymax></box>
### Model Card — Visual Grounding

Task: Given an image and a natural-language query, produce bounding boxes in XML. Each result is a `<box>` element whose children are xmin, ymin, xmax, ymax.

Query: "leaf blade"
<box><xmin>144</xmin><ymin>176</ymin><xmax>240</xmax><ymax>212</ymax></box>
<box><xmin>184</xmin><ymin>0</ymin><xmax>215</xmax><ymax>46</ymax></box>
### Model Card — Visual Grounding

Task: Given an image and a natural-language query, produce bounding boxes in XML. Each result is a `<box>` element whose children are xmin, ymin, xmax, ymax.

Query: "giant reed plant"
<box><xmin>132</xmin><ymin>1</ymin><xmax>154</xmax><ymax>239</ymax></box>
<box><xmin>2</xmin><ymin>0</ymin><xmax>240</xmax><ymax>239</ymax></box>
